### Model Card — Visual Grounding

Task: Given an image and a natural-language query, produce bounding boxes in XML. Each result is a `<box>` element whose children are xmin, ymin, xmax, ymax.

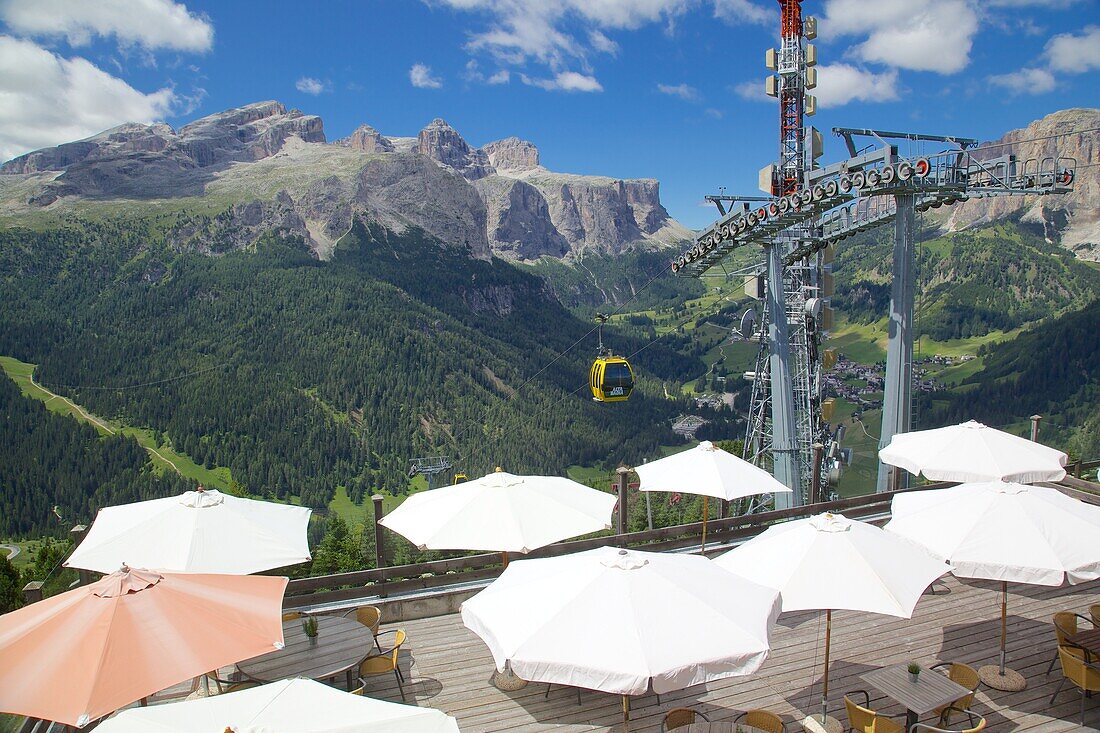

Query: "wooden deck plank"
<box><xmin>360</xmin><ymin>575</ymin><xmax>1100</xmax><ymax>731</ymax></box>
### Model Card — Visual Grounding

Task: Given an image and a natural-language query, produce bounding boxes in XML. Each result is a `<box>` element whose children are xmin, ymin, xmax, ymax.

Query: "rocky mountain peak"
<box><xmin>417</xmin><ymin>118</ymin><xmax>491</xmax><ymax>180</ymax></box>
<box><xmin>340</xmin><ymin>125</ymin><xmax>394</xmax><ymax>154</ymax></box>
<box><xmin>940</xmin><ymin>107</ymin><xmax>1099</xmax><ymax>260</ymax></box>
<box><xmin>481</xmin><ymin>137</ymin><xmax>540</xmax><ymax>172</ymax></box>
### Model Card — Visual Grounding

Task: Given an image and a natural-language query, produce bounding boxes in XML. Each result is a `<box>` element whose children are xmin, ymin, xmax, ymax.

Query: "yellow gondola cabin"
<box><xmin>590</xmin><ymin>356</ymin><xmax>635</xmax><ymax>402</ymax></box>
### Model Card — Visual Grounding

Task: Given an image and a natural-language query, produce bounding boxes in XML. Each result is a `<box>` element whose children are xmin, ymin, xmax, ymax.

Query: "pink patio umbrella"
<box><xmin>0</xmin><ymin>566</ymin><xmax>287</xmax><ymax>728</ymax></box>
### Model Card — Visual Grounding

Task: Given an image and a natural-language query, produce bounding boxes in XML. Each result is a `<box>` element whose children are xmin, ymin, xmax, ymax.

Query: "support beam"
<box><xmin>767</xmin><ymin>244</ymin><xmax>802</xmax><ymax>505</ymax></box>
<box><xmin>877</xmin><ymin>194</ymin><xmax>916</xmax><ymax>492</ymax></box>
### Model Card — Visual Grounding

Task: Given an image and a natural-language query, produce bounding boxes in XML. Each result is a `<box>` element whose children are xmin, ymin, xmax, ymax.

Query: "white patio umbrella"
<box><xmin>879</xmin><ymin>420</ymin><xmax>1067</xmax><ymax>484</ymax></box>
<box><xmin>380</xmin><ymin>469</ymin><xmax>616</xmax><ymax>560</ymax></box>
<box><xmin>714</xmin><ymin>513</ymin><xmax>950</xmax><ymax>732</ymax></box>
<box><xmin>886</xmin><ymin>481</ymin><xmax>1100</xmax><ymax>690</ymax></box>
<box><xmin>94</xmin><ymin>678</ymin><xmax>461</xmax><ymax>733</ymax></box>
<box><xmin>461</xmin><ymin>546</ymin><xmax>781</xmax><ymax>727</ymax></box>
<box><xmin>65</xmin><ymin>488</ymin><xmax>311</xmax><ymax>575</ymax></box>
<box><xmin>635</xmin><ymin>441</ymin><xmax>792</xmax><ymax>551</ymax></box>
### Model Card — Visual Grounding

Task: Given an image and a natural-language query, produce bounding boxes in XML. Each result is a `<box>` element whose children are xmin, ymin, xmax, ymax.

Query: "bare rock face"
<box><xmin>481</xmin><ymin>137</ymin><xmax>539</xmax><ymax>172</ymax></box>
<box><xmin>417</xmin><ymin>119</ymin><xmax>491</xmax><ymax>181</ymax></box>
<box><xmin>939</xmin><ymin>108</ymin><xmax>1100</xmax><ymax>260</ymax></box>
<box><xmin>474</xmin><ymin>175</ymin><xmax>569</xmax><ymax>260</ymax></box>
<box><xmin>0</xmin><ymin>101</ymin><xmax>685</xmax><ymax>263</ymax></box>
<box><xmin>175</xmin><ymin>101</ymin><xmax>325</xmax><ymax>167</ymax></box>
<box><xmin>339</xmin><ymin>125</ymin><xmax>394</xmax><ymax>154</ymax></box>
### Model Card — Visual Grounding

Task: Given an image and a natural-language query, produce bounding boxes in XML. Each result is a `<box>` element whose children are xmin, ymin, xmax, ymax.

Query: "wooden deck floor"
<box><xmin>354</xmin><ymin>575</ymin><xmax>1100</xmax><ymax>732</ymax></box>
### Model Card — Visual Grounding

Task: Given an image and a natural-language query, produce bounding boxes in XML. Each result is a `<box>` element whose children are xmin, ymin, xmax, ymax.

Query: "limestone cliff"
<box><xmin>939</xmin><ymin>108</ymin><xmax>1099</xmax><ymax>261</ymax></box>
<box><xmin>0</xmin><ymin>102</ymin><xmax>688</xmax><ymax>261</ymax></box>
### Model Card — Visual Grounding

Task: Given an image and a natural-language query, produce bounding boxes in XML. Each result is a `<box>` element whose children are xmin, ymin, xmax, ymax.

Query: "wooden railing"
<box><xmin>283</xmin><ymin>461</ymin><xmax>1100</xmax><ymax>611</ymax></box>
<box><xmin>283</xmin><ymin>480</ymin><xmax>945</xmax><ymax>609</ymax></box>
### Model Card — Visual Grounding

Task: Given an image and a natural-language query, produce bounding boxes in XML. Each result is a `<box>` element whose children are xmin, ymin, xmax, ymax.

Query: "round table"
<box><xmin>238</xmin><ymin>616</ymin><xmax>376</xmax><ymax>690</ymax></box>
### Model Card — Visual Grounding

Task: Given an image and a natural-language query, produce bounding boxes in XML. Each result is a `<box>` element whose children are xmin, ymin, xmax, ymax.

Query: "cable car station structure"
<box><xmin>672</xmin><ymin>0</ymin><xmax>1077</xmax><ymax>506</ymax></box>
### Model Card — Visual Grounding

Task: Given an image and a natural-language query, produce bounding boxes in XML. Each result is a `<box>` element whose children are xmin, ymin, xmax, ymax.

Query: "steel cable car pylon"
<box><xmin>589</xmin><ymin>314</ymin><xmax>635</xmax><ymax>403</ymax></box>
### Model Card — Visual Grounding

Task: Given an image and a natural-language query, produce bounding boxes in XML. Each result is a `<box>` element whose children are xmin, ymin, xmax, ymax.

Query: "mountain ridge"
<box><xmin>0</xmin><ymin>101</ymin><xmax>691</xmax><ymax>263</ymax></box>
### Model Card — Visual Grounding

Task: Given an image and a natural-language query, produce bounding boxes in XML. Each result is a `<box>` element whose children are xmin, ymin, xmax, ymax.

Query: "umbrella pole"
<box><xmin>622</xmin><ymin>694</ymin><xmax>630</xmax><ymax>730</ymax></box>
<box><xmin>501</xmin><ymin>551</ymin><xmax>509</xmax><ymax>569</ymax></box>
<box><xmin>999</xmin><ymin>580</ymin><xmax>1007</xmax><ymax>674</ymax></box>
<box><xmin>822</xmin><ymin>609</ymin><xmax>832</xmax><ymax>722</ymax></box>
<box><xmin>978</xmin><ymin>580</ymin><xmax>1026</xmax><ymax>691</ymax></box>
<box><xmin>701</xmin><ymin>496</ymin><xmax>708</xmax><ymax>554</ymax></box>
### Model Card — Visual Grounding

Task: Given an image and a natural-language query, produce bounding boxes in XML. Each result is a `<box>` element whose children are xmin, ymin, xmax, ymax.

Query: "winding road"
<box><xmin>1</xmin><ymin>544</ymin><xmax>18</xmax><ymax>561</ymax></box>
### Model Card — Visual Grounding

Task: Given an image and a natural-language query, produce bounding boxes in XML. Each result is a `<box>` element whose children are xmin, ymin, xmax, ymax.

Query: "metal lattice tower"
<box><xmin>739</xmin><ymin>0</ymin><xmax>824</xmax><ymax>506</ymax></box>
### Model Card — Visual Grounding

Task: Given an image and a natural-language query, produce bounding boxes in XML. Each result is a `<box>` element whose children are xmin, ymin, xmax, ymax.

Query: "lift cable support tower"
<box><xmin>673</xmin><ymin>121</ymin><xmax>1077</xmax><ymax>497</ymax></box>
<box><xmin>408</xmin><ymin>456</ymin><xmax>454</xmax><ymax>489</ymax></box>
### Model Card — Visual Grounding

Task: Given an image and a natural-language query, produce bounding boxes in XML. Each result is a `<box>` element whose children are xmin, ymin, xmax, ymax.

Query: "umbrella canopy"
<box><xmin>886</xmin><ymin>481</ymin><xmax>1100</xmax><ymax>689</ymax></box>
<box><xmin>379</xmin><ymin>470</ymin><xmax>616</xmax><ymax>554</ymax></box>
<box><xmin>714</xmin><ymin>512</ymin><xmax>950</xmax><ymax>615</ymax></box>
<box><xmin>0</xmin><ymin>567</ymin><xmax>287</xmax><ymax>728</ymax></box>
<box><xmin>886</xmin><ymin>481</ymin><xmax>1100</xmax><ymax>586</ymax></box>
<box><xmin>635</xmin><ymin>441</ymin><xmax>792</xmax><ymax>501</ymax></box>
<box><xmin>714</xmin><ymin>513</ymin><xmax>950</xmax><ymax>725</ymax></box>
<box><xmin>66</xmin><ymin>488</ymin><xmax>311</xmax><ymax>575</ymax></box>
<box><xmin>94</xmin><ymin>678</ymin><xmax>461</xmax><ymax>733</ymax></box>
<box><xmin>461</xmin><ymin>546</ymin><xmax>781</xmax><ymax>696</ymax></box>
<box><xmin>878</xmin><ymin>420</ymin><xmax>1067</xmax><ymax>484</ymax></box>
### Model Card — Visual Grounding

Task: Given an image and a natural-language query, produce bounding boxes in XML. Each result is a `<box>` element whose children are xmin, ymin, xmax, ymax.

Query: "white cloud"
<box><xmin>712</xmin><ymin>0</ymin><xmax>774</xmax><ymax>26</ymax></box>
<box><xmin>520</xmin><ymin>70</ymin><xmax>603</xmax><ymax>92</ymax></box>
<box><xmin>0</xmin><ymin>0</ymin><xmax>213</xmax><ymax>52</ymax></box>
<box><xmin>813</xmin><ymin>64</ymin><xmax>899</xmax><ymax>107</ymax></box>
<box><xmin>657</xmin><ymin>82</ymin><xmax>701</xmax><ymax>101</ymax></box>
<box><xmin>410</xmin><ymin>63</ymin><xmax>443</xmax><ymax>89</ymax></box>
<box><xmin>589</xmin><ymin>30</ymin><xmax>619</xmax><ymax>55</ymax></box>
<box><xmin>1045</xmin><ymin>25</ymin><xmax>1100</xmax><ymax>73</ymax></box>
<box><xmin>733</xmin><ymin>79</ymin><xmax>771</xmax><ymax>102</ymax></box>
<box><xmin>822</xmin><ymin>0</ymin><xmax>978</xmax><ymax>74</ymax></box>
<box><xmin>295</xmin><ymin>76</ymin><xmax>327</xmax><ymax>95</ymax></box>
<box><xmin>988</xmin><ymin>66</ymin><xmax>1057</xmax><ymax>94</ymax></box>
<box><xmin>705</xmin><ymin>107</ymin><xmax>724</xmax><ymax>119</ymax></box>
<box><xmin>0</xmin><ymin>35</ymin><xmax>177</xmax><ymax>162</ymax></box>
<box><xmin>435</xmin><ymin>0</ymin><xmax>687</xmax><ymax>70</ymax></box>
<box><xmin>487</xmin><ymin>69</ymin><xmax>510</xmax><ymax>84</ymax></box>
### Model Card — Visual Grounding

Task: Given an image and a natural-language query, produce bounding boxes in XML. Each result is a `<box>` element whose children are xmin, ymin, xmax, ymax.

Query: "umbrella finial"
<box><xmin>495</xmin><ymin>466</ymin><xmax>503</xmax><ymax>473</ymax></box>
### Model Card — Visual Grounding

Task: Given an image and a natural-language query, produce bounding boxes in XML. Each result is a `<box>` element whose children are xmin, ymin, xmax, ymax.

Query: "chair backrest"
<box><xmin>1090</xmin><ymin>604</ymin><xmax>1100</xmax><ymax>628</ymax></box>
<box><xmin>350</xmin><ymin>685</ymin><xmax>365</xmax><ymax>695</ymax></box>
<box><xmin>947</xmin><ymin>662</ymin><xmax>979</xmax><ymax>708</ymax></box>
<box><xmin>844</xmin><ymin>695</ymin><xmax>881</xmax><ymax>733</ymax></box>
<box><xmin>663</xmin><ymin>708</ymin><xmax>702</xmax><ymax>731</ymax></box>
<box><xmin>282</xmin><ymin>611</ymin><xmax>301</xmax><ymax>622</ymax></box>
<box><xmin>390</xmin><ymin>629</ymin><xmax>406</xmax><ymax>665</ymax></box>
<box><xmin>742</xmin><ymin>709</ymin><xmax>784</xmax><ymax>733</ymax></box>
<box><xmin>1058</xmin><ymin>645</ymin><xmax>1100</xmax><ymax>691</ymax></box>
<box><xmin>1053</xmin><ymin>611</ymin><xmax>1078</xmax><ymax>644</ymax></box>
<box><xmin>356</xmin><ymin>606</ymin><xmax>382</xmax><ymax>634</ymax></box>
<box><xmin>911</xmin><ymin>713</ymin><xmax>986</xmax><ymax>733</ymax></box>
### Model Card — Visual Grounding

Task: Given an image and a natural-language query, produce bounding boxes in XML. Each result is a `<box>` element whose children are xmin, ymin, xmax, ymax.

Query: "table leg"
<box><xmin>347</xmin><ymin>668</ymin><xmax>355</xmax><ymax>691</ymax></box>
<box><xmin>907</xmin><ymin>709</ymin><xmax>917</xmax><ymax>731</ymax></box>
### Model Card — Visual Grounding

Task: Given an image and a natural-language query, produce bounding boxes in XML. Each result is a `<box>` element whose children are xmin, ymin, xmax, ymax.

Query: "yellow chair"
<box><xmin>844</xmin><ymin>691</ymin><xmax>905</xmax><ymax>733</ymax></box>
<box><xmin>359</xmin><ymin>629</ymin><xmax>406</xmax><ymax>701</ymax></box>
<box><xmin>282</xmin><ymin>611</ymin><xmax>302</xmax><ymax>622</ymax></box>
<box><xmin>734</xmin><ymin>708</ymin><xmax>784</xmax><ymax>733</ymax></box>
<box><xmin>909</xmin><ymin>709</ymin><xmax>985</xmax><ymax>732</ymax></box>
<box><xmin>1047</xmin><ymin>610</ymin><xmax>1094</xmax><ymax>675</ymax></box>
<box><xmin>661</xmin><ymin>707</ymin><xmax>709</xmax><ymax>732</ymax></box>
<box><xmin>1051</xmin><ymin>644</ymin><xmax>1100</xmax><ymax>725</ymax></box>
<box><xmin>930</xmin><ymin>662</ymin><xmax>979</xmax><ymax>724</ymax></box>
<box><xmin>1090</xmin><ymin>604</ymin><xmax>1100</xmax><ymax>628</ymax></box>
<box><xmin>350</xmin><ymin>685</ymin><xmax>365</xmax><ymax>695</ymax></box>
<box><xmin>345</xmin><ymin>606</ymin><xmax>383</xmax><ymax>652</ymax></box>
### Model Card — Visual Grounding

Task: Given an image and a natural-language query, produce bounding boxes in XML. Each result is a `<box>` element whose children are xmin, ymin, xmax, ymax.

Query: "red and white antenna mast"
<box><xmin>768</xmin><ymin>0</ymin><xmax>817</xmax><ymax>196</ymax></box>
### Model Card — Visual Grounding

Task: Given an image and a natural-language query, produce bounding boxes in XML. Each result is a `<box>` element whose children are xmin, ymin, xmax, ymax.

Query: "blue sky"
<box><xmin>1</xmin><ymin>0</ymin><xmax>1097</xmax><ymax>228</ymax></box>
